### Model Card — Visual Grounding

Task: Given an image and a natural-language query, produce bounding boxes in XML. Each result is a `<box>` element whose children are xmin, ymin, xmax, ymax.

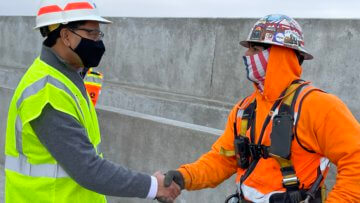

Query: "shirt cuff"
<box><xmin>146</xmin><ymin>175</ymin><xmax>158</xmax><ymax>199</ymax></box>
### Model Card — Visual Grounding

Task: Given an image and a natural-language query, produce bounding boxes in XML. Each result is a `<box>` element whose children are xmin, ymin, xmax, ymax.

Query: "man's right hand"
<box><xmin>164</xmin><ymin>170</ymin><xmax>184</xmax><ymax>190</ymax></box>
<box><xmin>153</xmin><ymin>171</ymin><xmax>181</xmax><ymax>203</ymax></box>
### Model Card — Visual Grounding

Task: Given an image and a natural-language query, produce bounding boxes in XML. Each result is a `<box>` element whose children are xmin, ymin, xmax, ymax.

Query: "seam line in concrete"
<box><xmin>97</xmin><ymin>105</ymin><xmax>224</xmax><ymax>136</ymax></box>
<box><xmin>210</xmin><ymin>24</ymin><xmax>217</xmax><ymax>89</ymax></box>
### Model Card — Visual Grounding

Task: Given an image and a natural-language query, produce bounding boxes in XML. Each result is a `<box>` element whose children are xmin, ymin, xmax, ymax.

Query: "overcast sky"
<box><xmin>1</xmin><ymin>0</ymin><xmax>360</xmax><ymax>19</ymax></box>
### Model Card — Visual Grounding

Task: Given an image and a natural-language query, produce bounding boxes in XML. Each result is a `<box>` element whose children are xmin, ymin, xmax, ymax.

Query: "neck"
<box><xmin>51</xmin><ymin>42</ymin><xmax>83</xmax><ymax>71</ymax></box>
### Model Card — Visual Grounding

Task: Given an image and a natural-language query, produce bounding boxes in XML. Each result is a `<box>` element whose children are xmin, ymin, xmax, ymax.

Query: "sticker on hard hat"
<box><xmin>250</xmin><ymin>27</ymin><xmax>262</xmax><ymax>40</ymax></box>
<box><xmin>264</xmin><ymin>33</ymin><xmax>273</xmax><ymax>42</ymax></box>
<box><xmin>274</xmin><ymin>33</ymin><xmax>285</xmax><ymax>43</ymax></box>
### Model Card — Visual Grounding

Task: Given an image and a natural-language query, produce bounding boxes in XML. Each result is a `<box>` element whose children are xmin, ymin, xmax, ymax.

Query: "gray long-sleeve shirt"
<box><xmin>29</xmin><ymin>45</ymin><xmax>153</xmax><ymax>198</ymax></box>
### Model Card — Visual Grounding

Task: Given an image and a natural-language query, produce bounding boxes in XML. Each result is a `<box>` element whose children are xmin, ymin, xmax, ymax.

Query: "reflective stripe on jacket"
<box><xmin>5</xmin><ymin>57</ymin><xmax>106</xmax><ymax>203</ymax></box>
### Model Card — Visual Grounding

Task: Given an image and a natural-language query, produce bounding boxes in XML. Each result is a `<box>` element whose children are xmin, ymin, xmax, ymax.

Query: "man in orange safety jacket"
<box><xmin>162</xmin><ymin>14</ymin><xmax>360</xmax><ymax>203</ymax></box>
<box><xmin>84</xmin><ymin>68</ymin><xmax>103</xmax><ymax>106</ymax></box>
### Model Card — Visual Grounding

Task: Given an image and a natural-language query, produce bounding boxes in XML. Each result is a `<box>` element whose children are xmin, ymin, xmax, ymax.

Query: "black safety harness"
<box><xmin>222</xmin><ymin>80</ymin><xmax>327</xmax><ymax>203</ymax></box>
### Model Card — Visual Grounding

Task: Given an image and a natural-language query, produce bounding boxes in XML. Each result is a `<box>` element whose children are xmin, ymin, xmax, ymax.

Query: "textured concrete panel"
<box><xmin>0</xmin><ymin>17</ymin><xmax>42</xmax><ymax>70</ymax></box>
<box><xmin>99</xmin><ymin>83</ymin><xmax>232</xmax><ymax>129</ymax></box>
<box><xmin>101</xmin><ymin>18</ymin><xmax>217</xmax><ymax>97</ymax></box>
<box><xmin>299</xmin><ymin>19</ymin><xmax>360</xmax><ymax>120</ymax></box>
<box><xmin>99</xmin><ymin>17</ymin><xmax>360</xmax><ymax>124</ymax></box>
<box><xmin>0</xmin><ymin>17</ymin><xmax>359</xmax><ymax>129</ymax></box>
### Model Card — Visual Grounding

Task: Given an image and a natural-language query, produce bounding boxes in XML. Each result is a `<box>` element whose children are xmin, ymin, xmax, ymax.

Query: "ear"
<box><xmin>59</xmin><ymin>28</ymin><xmax>71</xmax><ymax>47</ymax></box>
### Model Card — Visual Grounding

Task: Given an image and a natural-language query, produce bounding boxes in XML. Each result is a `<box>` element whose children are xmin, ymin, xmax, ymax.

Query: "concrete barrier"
<box><xmin>1</xmin><ymin>17</ymin><xmax>359</xmax><ymax>130</ymax></box>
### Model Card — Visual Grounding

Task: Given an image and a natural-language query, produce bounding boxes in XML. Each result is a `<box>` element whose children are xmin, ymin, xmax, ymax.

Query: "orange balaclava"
<box><xmin>247</xmin><ymin>45</ymin><xmax>303</xmax><ymax>101</ymax></box>
<box><xmin>246</xmin><ymin>45</ymin><xmax>304</xmax><ymax>142</ymax></box>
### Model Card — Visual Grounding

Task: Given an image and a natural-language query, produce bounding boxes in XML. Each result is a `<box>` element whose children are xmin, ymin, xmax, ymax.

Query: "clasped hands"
<box><xmin>154</xmin><ymin>170</ymin><xmax>185</xmax><ymax>203</ymax></box>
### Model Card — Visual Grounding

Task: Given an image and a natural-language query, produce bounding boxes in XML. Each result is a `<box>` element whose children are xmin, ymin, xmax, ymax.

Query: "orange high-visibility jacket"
<box><xmin>177</xmin><ymin>46</ymin><xmax>360</xmax><ymax>202</ymax></box>
<box><xmin>84</xmin><ymin>68</ymin><xmax>103</xmax><ymax>106</ymax></box>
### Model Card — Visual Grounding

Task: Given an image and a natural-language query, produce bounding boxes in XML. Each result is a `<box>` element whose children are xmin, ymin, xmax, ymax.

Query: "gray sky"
<box><xmin>1</xmin><ymin>0</ymin><xmax>360</xmax><ymax>19</ymax></box>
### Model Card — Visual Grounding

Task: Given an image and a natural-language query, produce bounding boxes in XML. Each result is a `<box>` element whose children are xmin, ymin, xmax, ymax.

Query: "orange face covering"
<box><xmin>261</xmin><ymin>45</ymin><xmax>302</xmax><ymax>101</ymax></box>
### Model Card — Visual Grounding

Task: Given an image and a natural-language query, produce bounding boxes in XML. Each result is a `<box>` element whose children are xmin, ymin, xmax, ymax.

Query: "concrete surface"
<box><xmin>0</xmin><ymin>16</ymin><xmax>356</xmax><ymax>202</ymax></box>
<box><xmin>1</xmin><ymin>17</ymin><xmax>359</xmax><ymax>130</ymax></box>
<box><xmin>99</xmin><ymin>17</ymin><xmax>360</xmax><ymax>125</ymax></box>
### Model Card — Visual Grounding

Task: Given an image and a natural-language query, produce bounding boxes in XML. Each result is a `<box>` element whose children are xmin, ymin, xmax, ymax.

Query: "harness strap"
<box><xmin>223</xmin><ymin>80</ymin><xmax>329</xmax><ymax>202</ymax></box>
<box><xmin>220</xmin><ymin>96</ymin><xmax>256</xmax><ymax>157</ymax></box>
<box><xmin>270</xmin><ymin>82</ymin><xmax>308</xmax><ymax>191</ymax></box>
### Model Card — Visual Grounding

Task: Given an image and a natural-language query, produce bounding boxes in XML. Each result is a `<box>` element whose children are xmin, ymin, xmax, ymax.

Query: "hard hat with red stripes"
<box><xmin>35</xmin><ymin>0</ymin><xmax>111</xmax><ymax>29</ymax></box>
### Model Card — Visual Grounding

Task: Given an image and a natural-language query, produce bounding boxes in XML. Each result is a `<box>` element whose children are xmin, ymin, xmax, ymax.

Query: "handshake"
<box><xmin>154</xmin><ymin>170</ymin><xmax>185</xmax><ymax>203</ymax></box>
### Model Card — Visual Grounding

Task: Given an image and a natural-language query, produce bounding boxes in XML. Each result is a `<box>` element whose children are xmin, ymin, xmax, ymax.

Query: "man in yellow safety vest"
<box><xmin>4</xmin><ymin>0</ymin><xmax>180</xmax><ymax>202</ymax></box>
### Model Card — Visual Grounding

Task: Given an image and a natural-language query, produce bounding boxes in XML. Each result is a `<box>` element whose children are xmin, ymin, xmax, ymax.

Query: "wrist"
<box><xmin>146</xmin><ymin>175</ymin><xmax>158</xmax><ymax>199</ymax></box>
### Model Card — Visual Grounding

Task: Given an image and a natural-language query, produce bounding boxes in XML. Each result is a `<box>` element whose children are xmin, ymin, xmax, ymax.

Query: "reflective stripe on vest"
<box><xmin>14</xmin><ymin>75</ymin><xmax>85</xmax><ymax>154</ymax></box>
<box><xmin>84</xmin><ymin>76</ymin><xmax>103</xmax><ymax>85</ymax></box>
<box><xmin>238</xmin><ymin>182</ymin><xmax>284</xmax><ymax>202</ymax></box>
<box><xmin>84</xmin><ymin>68</ymin><xmax>103</xmax><ymax>85</ymax></box>
<box><xmin>16</xmin><ymin>75</ymin><xmax>83</xmax><ymax>115</ymax></box>
<box><xmin>5</xmin><ymin>155</ymin><xmax>69</xmax><ymax>178</ymax></box>
<box><xmin>320</xmin><ymin>157</ymin><xmax>330</xmax><ymax>172</ymax></box>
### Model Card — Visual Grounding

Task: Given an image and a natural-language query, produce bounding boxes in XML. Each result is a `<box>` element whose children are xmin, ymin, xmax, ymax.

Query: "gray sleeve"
<box><xmin>30</xmin><ymin>103</ymin><xmax>152</xmax><ymax>198</ymax></box>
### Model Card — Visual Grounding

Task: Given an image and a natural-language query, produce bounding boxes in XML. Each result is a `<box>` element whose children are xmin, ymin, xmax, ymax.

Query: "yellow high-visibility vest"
<box><xmin>4</xmin><ymin>57</ymin><xmax>106</xmax><ymax>203</ymax></box>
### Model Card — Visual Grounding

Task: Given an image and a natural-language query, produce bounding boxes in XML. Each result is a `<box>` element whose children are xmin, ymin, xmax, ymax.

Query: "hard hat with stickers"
<box><xmin>240</xmin><ymin>14</ymin><xmax>313</xmax><ymax>60</ymax></box>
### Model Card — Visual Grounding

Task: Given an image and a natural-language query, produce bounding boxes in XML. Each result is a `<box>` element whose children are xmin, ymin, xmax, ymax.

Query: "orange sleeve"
<box><xmin>297</xmin><ymin>91</ymin><xmax>360</xmax><ymax>202</ymax></box>
<box><xmin>177</xmin><ymin>104</ymin><xmax>240</xmax><ymax>190</ymax></box>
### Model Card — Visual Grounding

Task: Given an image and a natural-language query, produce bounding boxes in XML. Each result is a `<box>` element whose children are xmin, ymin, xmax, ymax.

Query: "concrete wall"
<box><xmin>1</xmin><ymin>16</ymin><xmax>359</xmax><ymax>202</ymax></box>
<box><xmin>0</xmin><ymin>17</ymin><xmax>359</xmax><ymax>129</ymax></box>
<box><xmin>100</xmin><ymin>17</ymin><xmax>360</xmax><ymax>127</ymax></box>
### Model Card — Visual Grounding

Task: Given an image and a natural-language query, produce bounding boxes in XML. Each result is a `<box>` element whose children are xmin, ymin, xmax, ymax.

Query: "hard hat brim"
<box><xmin>34</xmin><ymin>16</ymin><xmax>112</xmax><ymax>30</ymax></box>
<box><xmin>239</xmin><ymin>40</ymin><xmax>314</xmax><ymax>60</ymax></box>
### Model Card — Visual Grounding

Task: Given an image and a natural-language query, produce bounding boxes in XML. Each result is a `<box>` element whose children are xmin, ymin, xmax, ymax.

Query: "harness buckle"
<box><xmin>249</xmin><ymin>144</ymin><xmax>261</xmax><ymax>160</ymax></box>
<box><xmin>282</xmin><ymin>175</ymin><xmax>299</xmax><ymax>189</ymax></box>
<box><xmin>248</xmin><ymin>144</ymin><xmax>269</xmax><ymax>160</ymax></box>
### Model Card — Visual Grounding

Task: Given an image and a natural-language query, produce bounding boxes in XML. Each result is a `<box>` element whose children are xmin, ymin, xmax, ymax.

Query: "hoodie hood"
<box><xmin>261</xmin><ymin>45</ymin><xmax>302</xmax><ymax>101</ymax></box>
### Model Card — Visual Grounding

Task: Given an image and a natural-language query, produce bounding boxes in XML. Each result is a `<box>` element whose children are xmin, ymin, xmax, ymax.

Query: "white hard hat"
<box><xmin>35</xmin><ymin>0</ymin><xmax>111</xmax><ymax>29</ymax></box>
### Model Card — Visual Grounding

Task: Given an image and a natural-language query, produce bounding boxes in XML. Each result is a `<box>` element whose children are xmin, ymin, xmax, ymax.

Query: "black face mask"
<box><xmin>71</xmin><ymin>37</ymin><xmax>106</xmax><ymax>68</ymax></box>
